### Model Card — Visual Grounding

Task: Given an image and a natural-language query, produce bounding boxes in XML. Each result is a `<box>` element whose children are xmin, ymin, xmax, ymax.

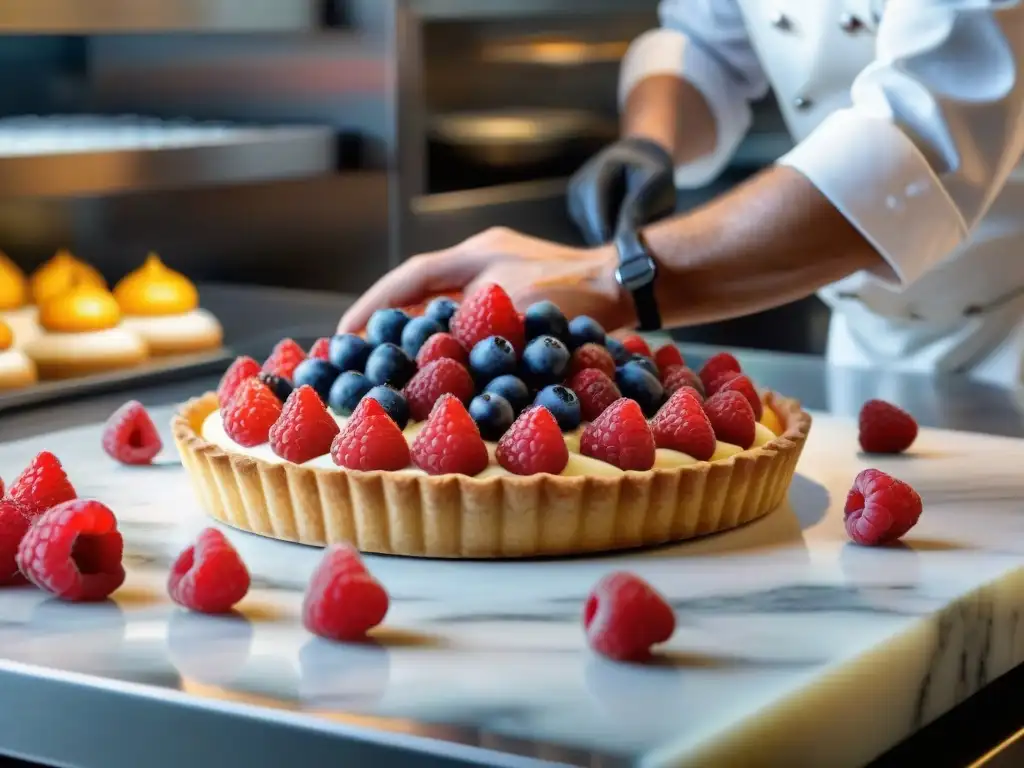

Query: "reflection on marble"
<box><xmin>2</xmin><ymin>406</ymin><xmax>1024</xmax><ymax>767</ymax></box>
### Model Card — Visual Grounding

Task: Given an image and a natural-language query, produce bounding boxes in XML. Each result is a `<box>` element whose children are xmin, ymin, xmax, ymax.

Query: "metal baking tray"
<box><xmin>0</xmin><ymin>347</ymin><xmax>234</xmax><ymax>414</ymax></box>
<box><xmin>0</xmin><ymin>115</ymin><xmax>335</xmax><ymax>199</ymax></box>
<box><xmin>0</xmin><ymin>0</ymin><xmax>322</xmax><ymax>34</ymax></box>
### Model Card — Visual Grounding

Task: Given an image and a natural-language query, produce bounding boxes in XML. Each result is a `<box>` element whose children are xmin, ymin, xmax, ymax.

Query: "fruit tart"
<box><xmin>173</xmin><ymin>285</ymin><xmax>810</xmax><ymax>558</ymax></box>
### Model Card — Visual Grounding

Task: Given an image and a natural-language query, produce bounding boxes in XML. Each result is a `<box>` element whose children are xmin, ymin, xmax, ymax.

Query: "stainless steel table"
<box><xmin>2</xmin><ymin>284</ymin><xmax>1023</xmax><ymax>768</ymax></box>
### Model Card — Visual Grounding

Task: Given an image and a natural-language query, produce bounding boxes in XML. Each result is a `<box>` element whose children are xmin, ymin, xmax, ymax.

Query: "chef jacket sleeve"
<box><xmin>780</xmin><ymin>1</ymin><xmax>1024</xmax><ymax>288</ymax></box>
<box><xmin>618</xmin><ymin>0</ymin><xmax>770</xmax><ymax>188</ymax></box>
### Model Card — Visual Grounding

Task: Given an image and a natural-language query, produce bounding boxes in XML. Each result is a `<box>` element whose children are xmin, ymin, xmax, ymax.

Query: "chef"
<box><xmin>340</xmin><ymin>1</ymin><xmax>1024</xmax><ymax>388</ymax></box>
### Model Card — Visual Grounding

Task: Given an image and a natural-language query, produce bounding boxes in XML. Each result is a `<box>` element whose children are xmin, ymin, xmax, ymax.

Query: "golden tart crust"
<box><xmin>172</xmin><ymin>391</ymin><xmax>811</xmax><ymax>559</ymax></box>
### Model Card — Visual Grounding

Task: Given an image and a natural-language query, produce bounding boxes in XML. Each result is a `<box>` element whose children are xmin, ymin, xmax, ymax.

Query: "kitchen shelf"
<box><xmin>0</xmin><ymin>0</ymin><xmax>323</xmax><ymax>34</ymax></box>
<box><xmin>0</xmin><ymin>115</ymin><xmax>335</xmax><ymax>199</ymax></box>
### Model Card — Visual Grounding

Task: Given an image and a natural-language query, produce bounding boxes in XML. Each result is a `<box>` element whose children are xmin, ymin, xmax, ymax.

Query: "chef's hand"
<box><xmin>567</xmin><ymin>136</ymin><xmax>677</xmax><ymax>247</ymax></box>
<box><xmin>337</xmin><ymin>227</ymin><xmax>633</xmax><ymax>334</ymax></box>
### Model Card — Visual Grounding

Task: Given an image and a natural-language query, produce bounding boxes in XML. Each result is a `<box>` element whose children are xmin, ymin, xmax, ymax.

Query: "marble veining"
<box><xmin>1</xmin><ymin>407</ymin><xmax>1024</xmax><ymax>766</ymax></box>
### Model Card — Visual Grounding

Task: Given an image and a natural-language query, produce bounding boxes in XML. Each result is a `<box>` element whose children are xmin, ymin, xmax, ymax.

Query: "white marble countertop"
<box><xmin>1</xmin><ymin>404</ymin><xmax>1024</xmax><ymax>768</ymax></box>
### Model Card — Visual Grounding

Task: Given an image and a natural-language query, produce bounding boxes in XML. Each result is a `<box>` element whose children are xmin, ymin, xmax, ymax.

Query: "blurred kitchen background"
<box><xmin>0</xmin><ymin>0</ymin><xmax>828</xmax><ymax>354</ymax></box>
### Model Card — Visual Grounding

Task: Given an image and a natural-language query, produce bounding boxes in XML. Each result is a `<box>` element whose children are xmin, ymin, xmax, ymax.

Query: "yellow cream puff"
<box><xmin>25</xmin><ymin>283</ymin><xmax>148</xmax><ymax>379</ymax></box>
<box><xmin>114</xmin><ymin>253</ymin><xmax>223</xmax><ymax>355</ymax></box>
<box><xmin>0</xmin><ymin>251</ymin><xmax>36</xmax><ymax>348</ymax></box>
<box><xmin>31</xmin><ymin>248</ymin><xmax>107</xmax><ymax>306</ymax></box>
<box><xmin>0</xmin><ymin>318</ymin><xmax>37</xmax><ymax>390</ymax></box>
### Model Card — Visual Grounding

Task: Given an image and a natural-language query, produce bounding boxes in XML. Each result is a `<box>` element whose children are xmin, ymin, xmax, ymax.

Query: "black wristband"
<box><xmin>613</xmin><ymin>225</ymin><xmax>662</xmax><ymax>332</ymax></box>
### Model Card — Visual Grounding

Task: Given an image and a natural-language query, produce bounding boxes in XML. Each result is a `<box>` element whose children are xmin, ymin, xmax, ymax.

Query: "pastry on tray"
<box><xmin>113</xmin><ymin>252</ymin><xmax>223</xmax><ymax>356</ymax></box>
<box><xmin>23</xmin><ymin>281</ymin><xmax>149</xmax><ymax>379</ymax></box>
<box><xmin>0</xmin><ymin>317</ymin><xmax>37</xmax><ymax>390</ymax></box>
<box><xmin>0</xmin><ymin>251</ymin><xmax>35</xmax><ymax>348</ymax></box>
<box><xmin>173</xmin><ymin>284</ymin><xmax>810</xmax><ymax>559</ymax></box>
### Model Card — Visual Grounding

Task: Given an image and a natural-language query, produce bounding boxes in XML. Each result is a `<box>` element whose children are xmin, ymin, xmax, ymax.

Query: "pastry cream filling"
<box><xmin>120</xmin><ymin>308</ymin><xmax>221</xmax><ymax>340</ymax></box>
<box><xmin>31</xmin><ymin>249</ymin><xmax>106</xmax><ymax>306</ymax></box>
<box><xmin>114</xmin><ymin>253</ymin><xmax>200</xmax><ymax>316</ymax></box>
<box><xmin>200</xmin><ymin>407</ymin><xmax>780</xmax><ymax>477</ymax></box>
<box><xmin>24</xmin><ymin>326</ymin><xmax>148</xmax><ymax>361</ymax></box>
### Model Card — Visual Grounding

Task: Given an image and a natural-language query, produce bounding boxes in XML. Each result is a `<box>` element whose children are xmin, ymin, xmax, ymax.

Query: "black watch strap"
<box><xmin>613</xmin><ymin>225</ymin><xmax>662</xmax><ymax>332</ymax></box>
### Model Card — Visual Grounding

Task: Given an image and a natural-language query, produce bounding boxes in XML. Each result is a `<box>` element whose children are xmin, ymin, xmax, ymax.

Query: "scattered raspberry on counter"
<box><xmin>583</xmin><ymin>571</ymin><xmax>675</xmax><ymax>662</ymax></box>
<box><xmin>303</xmin><ymin>544</ymin><xmax>389</xmax><ymax>642</ymax></box>
<box><xmin>496</xmin><ymin>405</ymin><xmax>569</xmax><ymax>476</ymax></box>
<box><xmin>217</xmin><ymin>355</ymin><xmax>261</xmax><ymax>405</ymax></box>
<box><xmin>581</xmin><ymin>398</ymin><xmax>656</xmax><ymax>471</ymax></box>
<box><xmin>262</xmin><ymin>338</ymin><xmax>307</xmax><ymax>380</ymax></box>
<box><xmin>620</xmin><ymin>334</ymin><xmax>652</xmax><ymax>358</ymax></box>
<box><xmin>331</xmin><ymin>397</ymin><xmax>411</xmax><ymax>472</ymax></box>
<box><xmin>269</xmin><ymin>385</ymin><xmax>340</xmax><ymax>463</ymax></box>
<box><xmin>102</xmin><ymin>400</ymin><xmax>163</xmax><ymax>465</ymax></box>
<box><xmin>403</xmin><ymin>357</ymin><xmax>475</xmax><ymax>422</ymax></box>
<box><xmin>845</xmin><ymin>468</ymin><xmax>922</xmax><ymax>546</ymax></box>
<box><xmin>569</xmin><ymin>368</ymin><xmax>621</xmax><ymax>422</ymax></box>
<box><xmin>308</xmin><ymin>337</ymin><xmax>331</xmax><ymax>361</ymax></box>
<box><xmin>698</xmin><ymin>352</ymin><xmax>741</xmax><ymax>394</ymax></box>
<box><xmin>858</xmin><ymin>399</ymin><xmax>918</xmax><ymax>454</ymax></box>
<box><xmin>0</xmin><ymin>475</ymin><xmax>4</xmax><ymax>497</ymax></box>
<box><xmin>222</xmin><ymin>377</ymin><xmax>283</xmax><ymax>447</ymax></box>
<box><xmin>7</xmin><ymin>451</ymin><xmax>77</xmax><ymax>518</ymax></box>
<box><xmin>0</xmin><ymin>499</ymin><xmax>32</xmax><ymax>587</ymax></box>
<box><xmin>650</xmin><ymin>388</ymin><xmax>716</xmax><ymax>461</ymax></box>
<box><xmin>703</xmin><ymin>389</ymin><xmax>756</xmax><ymax>449</ymax></box>
<box><xmin>168</xmin><ymin>528</ymin><xmax>251</xmax><ymax>614</ymax></box>
<box><xmin>16</xmin><ymin>499</ymin><xmax>125</xmax><ymax>601</ymax></box>
<box><xmin>449</xmin><ymin>283</ymin><xmax>525</xmax><ymax>355</ymax></box>
<box><xmin>653</xmin><ymin>344</ymin><xmax>685</xmax><ymax>372</ymax></box>
<box><xmin>410</xmin><ymin>394</ymin><xmax>489</xmax><ymax>476</ymax></box>
<box><xmin>415</xmin><ymin>332</ymin><xmax>468</xmax><ymax>368</ymax></box>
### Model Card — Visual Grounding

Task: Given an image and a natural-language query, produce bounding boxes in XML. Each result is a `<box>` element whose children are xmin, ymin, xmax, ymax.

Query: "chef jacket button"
<box><xmin>839</xmin><ymin>13</ymin><xmax>862</xmax><ymax>33</ymax></box>
<box><xmin>793</xmin><ymin>96</ymin><xmax>812</xmax><ymax>110</ymax></box>
<box><xmin>769</xmin><ymin>11</ymin><xmax>791</xmax><ymax>30</ymax></box>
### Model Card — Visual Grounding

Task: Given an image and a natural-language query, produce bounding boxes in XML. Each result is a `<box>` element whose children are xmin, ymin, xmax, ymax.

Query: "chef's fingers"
<box><xmin>337</xmin><ymin>247</ymin><xmax>482</xmax><ymax>333</ymax></box>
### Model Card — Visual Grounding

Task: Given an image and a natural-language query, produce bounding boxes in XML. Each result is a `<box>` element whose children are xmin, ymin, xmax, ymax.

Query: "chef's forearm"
<box><xmin>609</xmin><ymin>165</ymin><xmax>885</xmax><ymax>328</ymax></box>
<box><xmin>622</xmin><ymin>75</ymin><xmax>717</xmax><ymax>166</ymax></box>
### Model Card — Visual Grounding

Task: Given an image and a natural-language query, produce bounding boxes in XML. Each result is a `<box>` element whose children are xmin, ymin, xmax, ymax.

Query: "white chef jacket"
<box><xmin>619</xmin><ymin>0</ymin><xmax>1024</xmax><ymax>388</ymax></box>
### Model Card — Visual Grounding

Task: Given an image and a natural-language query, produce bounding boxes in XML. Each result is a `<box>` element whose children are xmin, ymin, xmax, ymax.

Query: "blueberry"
<box><xmin>534</xmin><ymin>385</ymin><xmax>581</xmax><ymax>432</ymax></box>
<box><xmin>568</xmin><ymin>316</ymin><xmax>605</xmax><ymax>349</ymax></box>
<box><xmin>328</xmin><ymin>371</ymin><xmax>373</xmax><ymax>416</ymax></box>
<box><xmin>364</xmin><ymin>343</ymin><xmax>416</xmax><ymax>388</ymax></box>
<box><xmin>328</xmin><ymin>333</ymin><xmax>372</xmax><ymax>372</ymax></box>
<box><xmin>401</xmin><ymin>316</ymin><xmax>443</xmax><ymax>358</ymax></box>
<box><xmin>366</xmin><ymin>308</ymin><xmax>411</xmax><ymax>347</ymax></box>
<box><xmin>424</xmin><ymin>297</ymin><xmax>459</xmax><ymax>329</ymax></box>
<box><xmin>521</xmin><ymin>335</ymin><xmax>570</xmax><ymax>387</ymax></box>
<box><xmin>484</xmin><ymin>374</ymin><xmax>531</xmax><ymax>414</ymax></box>
<box><xmin>605</xmin><ymin>335</ymin><xmax>631</xmax><ymax>366</ymax></box>
<box><xmin>628</xmin><ymin>355</ymin><xmax>659</xmax><ymax>379</ymax></box>
<box><xmin>292</xmin><ymin>358</ymin><xmax>341</xmax><ymax>403</ymax></box>
<box><xmin>365</xmin><ymin>385</ymin><xmax>409</xmax><ymax>430</ymax></box>
<box><xmin>257</xmin><ymin>372</ymin><xmax>293</xmax><ymax>403</ymax></box>
<box><xmin>524</xmin><ymin>301</ymin><xmax>569</xmax><ymax>342</ymax></box>
<box><xmin>469</xmin><ymin>336</ymin><xmax>517</xmax><ymax>383</ymax></box>
<box><xmin>469</xmin><ymin>393</ymin><xmax>515</xmax><ymax>441</ymax></box>
<box><xmin>616</xmin><ymin>364</ymin><xmax>664</xmax><ymax>417</ymax></box>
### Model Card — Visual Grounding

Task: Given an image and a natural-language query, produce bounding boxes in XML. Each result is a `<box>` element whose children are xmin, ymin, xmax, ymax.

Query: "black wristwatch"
<box><xmin>613</xmin><ymin>225</ymin><xmax>662</xmax><ymax>332</ymax></box>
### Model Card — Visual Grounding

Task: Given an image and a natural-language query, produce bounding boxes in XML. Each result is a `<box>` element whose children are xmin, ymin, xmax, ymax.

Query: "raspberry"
<box><xmin>303</xmin><ymin>544</ymin><xmax>389</xmax><ymax>642</ymax></box>
<box><xmin>567</xmin><ymin>343</ymin><xmax>616</xmax><ymax>380</ymax></box>
<box><xmin>580</xmin><ymin>398</ymin><xmax>655</xmax><ymax>471</ymax></box>
<box><xmin>703</xmin><ymin>390</ymin><xmax>756</xmax><ymax>448</ymax></box>
<box><xmin>168</xmin><ymin>528</ymin><xmax>251</xmax><ymax>614</ymax></box>
<box><xmin>844</xmin><ymin>469</ymin><xmax>922</xmax><ymax>546</ymax></box>
<box><xmin>331</xmin><ymin>397</ymin><xmax>411</xmax><ymax>471</ymax></box>
<box><xmin>16</xmin><ymin>499</ymin><xmax>125</xmax><ymax>601</ymax></box>
<box><xmin>403</xmin><ymin>358</ymin><xmax>475</xmax><ymax>422</ymax></box>
<box><xmin>449</xmin><ymin>283</ymin><xmax>525</xmax><ymax>354</ymax></box>
<box><xmin>699</xmin><ymin>352</ymin><xmax>741</xmax><ymax>393</ymax></box>
<box><xmin>222</xmin><ymin>377</ymin><xmax>283</xmax><ymax>447</ymax></box>
<box><xmin>269</xmin><ymin>385</ymin><xmax>340</xmax><ymax>463</ymax></box>
<box><xmin>620</xmin><ymin>334</ymin><xmax>652</xmax><ymax>358</ymax></box>
<box><xmin>713</xmin><ymin>373</ymin><xmax>763</xmax><ymax>421</ymax></box>
<box><xmin>101</xmin><ymin>400</ymin><xmax>163</xmax><ymax>465</ymax></box>
<box><xmin>0</xmin><ymin>475</ymin><xmax>4</xmax><ymax>497</ymax></box>
<box><xmin>496</xmin><ymin>406</ymin><xmax>569</xmax><ymax>475</ymax></box>
<box><xmin>217</xmin><ymin>356</ymin><xmax>261</xmax><ymax>405</ymax></box>
<box><xmin>858</xmin><ymin>400</ymin><xmax>918</xmax><ymax>454</ymax></box>
<box><xmin>568</xmin><ymin>368</ymin><xmax>621</xmax><ymax>422</ymax></box>
<box><xmin>661</xmin><ymin>365</ymin><xmax>704</xmax><ymax>398</ymax></box>
<box><xmin>0</xmin><ymin>499</ymin><xmax>31</xmax><ymax>586</ymax></box>
<box><xmin>262</xmin><ymin>338</ymin><xmax>307</xmax><ymax>380</ymax></box>
<box><xmin>649</xmin><ymin>388</ymin><xmax>716</xmax><ymax>461</ymax></box>
<box><xmin>8</xmin><ymin>451</ymin><xmax>77</xmax><ymax>518</ymax></box>
<box><xmin>583</xmin><ymin>571</ymin><xmax>675</xmax><ymax>662</ymax></box>
<box><xmin>415</xmin><ymin>332</ymin><xmax>468</xmax><ymax>368</ymax></box>
<box><xmin>309</xmin><ymin>337</ymin><xmax>331</xmax><ymax>361</ymax></box>
<box><xmin>410</xmin><ymin>394</ymin><xmax>489</xmax><ymax>476</ymax></box>
<box><xmin>653</xmin><ymin>344</ymin><xmax>685</xmax><ymax>372</ymax></box>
